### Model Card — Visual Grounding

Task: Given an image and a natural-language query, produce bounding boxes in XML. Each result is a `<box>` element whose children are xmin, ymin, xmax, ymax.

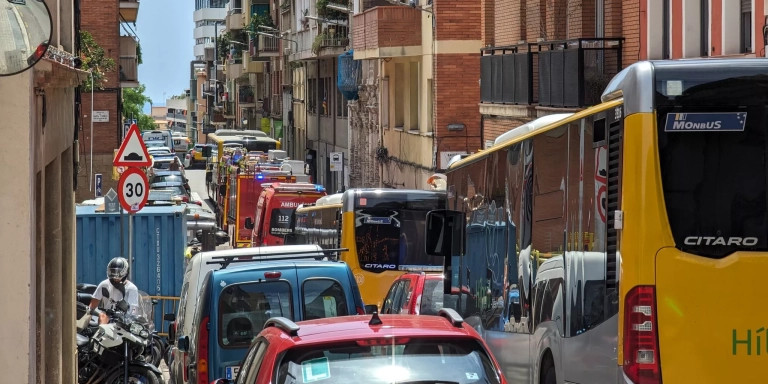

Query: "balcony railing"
<box><xmin>352</xmin><ymin>6</ymin><xmax>421</xmax><ymax>57</ymax></box>
<box><xmin>119</xmin><ymin>0</ymin><xmax>140</xmax><ymax>23</ymax></box>
<box><xmin>239</xmin><ymin>86</ymin><xmax>255</xmax><ymax>105</ymax></box>
<box><xmin>317</xmin><ymin>25</ymin><xmax>349</xmax><ymax>50</ymax></box>
<box><xmin>480</xmin><ymin>38</ymin><xmax>624</xmax><ymax>108</ymax></box>
<box><xmin>119</xmin><ymin>57</ymin><xmax>138</xmax><ymax>85</ymax></box>
<box><xmin>257</xmin><ymin>34</ymin><xmax>279</xmax><ymax>55</ymax></box>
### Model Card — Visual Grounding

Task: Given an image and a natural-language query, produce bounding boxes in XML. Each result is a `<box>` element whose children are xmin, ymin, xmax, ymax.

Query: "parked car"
<box><xmin>165</xmin><ymin>245</ymin><xmax>364</xmax><ymax>384</ymax></box>
<box><xmin>382</xmin><ymin>272</ymin><xmax>479</xmax><ymax>317</ymax></box>
<box><xmin>149</xmin><ymin>170</ymin><xmax>190</xmax><ymax>193</ymax></box>
<box><xmin>208</xmin><ymin>309</ymin><xmax>507</xmax><ymax>384</ymax></box>
<box><xmin>150</xmin><ymin>181</ymin><xmax>192</xmax><ymax>203</ymax></box>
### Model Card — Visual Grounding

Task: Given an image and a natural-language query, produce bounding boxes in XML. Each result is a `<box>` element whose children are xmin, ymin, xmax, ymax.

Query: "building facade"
<box><xmin>478</xmin><ymin>0</ymin><xmax>768</xmax><ymax>147</ymax></box>
<box><xmin>195</xmin><ymin>0</ymin><xmax>227</xmax><ymax>61</ymax></box>
<box><xmin>0</xmin><ymin>0</ymin><xmax>86</xmax><ymax>382</ymax></box>
<box><xmin>350</xmin><ymin>0</ymin><xmax>482</xmax><ymax>189</ymax></box>
<box><xmin>76</xmin><ymin>0</ymin><xmax>141</xmax><ymax>201</ymax></box>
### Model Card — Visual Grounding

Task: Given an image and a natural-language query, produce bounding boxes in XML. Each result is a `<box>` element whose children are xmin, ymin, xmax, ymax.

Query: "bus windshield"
<box><xmin>354</xmin><ymin>194</ymin><xmax>444</xmax><ymax>272</ymax></box>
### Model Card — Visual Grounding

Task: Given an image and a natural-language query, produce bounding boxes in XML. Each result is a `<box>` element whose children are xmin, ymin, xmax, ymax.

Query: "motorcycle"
<box><xmin>76</xmin><ymin>287</ymin><xmax>164</xmax><ymax>384</ymax></box>
<box><xmin>137</xmin><ymin>291</ymin><xmax>170</xmax><ymax>368</ymax></box>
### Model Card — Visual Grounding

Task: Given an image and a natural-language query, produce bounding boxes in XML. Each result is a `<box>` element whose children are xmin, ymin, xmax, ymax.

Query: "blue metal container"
<box><xmin>76</xmin><ymin>205</ymin><xmax>187</xmax><ymax>297</ymax></box>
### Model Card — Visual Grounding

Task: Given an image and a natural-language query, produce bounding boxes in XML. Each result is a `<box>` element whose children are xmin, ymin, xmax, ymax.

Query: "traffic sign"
<box><xmin>114</xmin><ymin>124</ymin><xmax>151</xmax><ymax>167</ymax></box>
<box><xmin>117</xmin><ymin>167</ymin><xmax>149</xmax><ymax>213</ymax></box>
<box><xmin>330</xmin><ymin>152</ymin><xmax>343</xmax><ymax>172</ymax></box>
<box><xmin>95</xmin><ymin>173</ymin><xmax>103</xmax><ymax>197</ymax></box>
<box><xmin>104</xmin><ymin>188</ymin><xmax>120</xmax><ymax>213</ymax></box>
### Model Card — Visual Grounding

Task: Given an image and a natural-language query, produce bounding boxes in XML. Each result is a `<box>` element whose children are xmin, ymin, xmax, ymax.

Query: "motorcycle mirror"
<box><xmin>101</xmin><ymin>286</ymin><xmax>110</xmax><ymax>299</ymax></box>
<box><xmin>0</xmin><ymin>0</ymin><xmax>53</xmax><ymax>76</ymax></box>
<box><xmin>210</xmin><ymin>379</ymin><xmax>233</xmax><ymax>384</ymax></box>
<box><xmin>163</xmin><ymin>313</ymin><xmax>176</xmax><ymax>322</ymax></box>
<box><xmin>116</xmin><ymin>300</ymin><xmax>130</xmax><ymax>312</ymax></box>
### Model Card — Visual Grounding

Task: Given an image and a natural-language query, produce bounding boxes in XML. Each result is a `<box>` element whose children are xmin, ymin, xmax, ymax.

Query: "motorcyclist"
<box><xmin>88</xmin><ymin>257</ymin><xmax>140</xmax><ymax>324</ymax></box>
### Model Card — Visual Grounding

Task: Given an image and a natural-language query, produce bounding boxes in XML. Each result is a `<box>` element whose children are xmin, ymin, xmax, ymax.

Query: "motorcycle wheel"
<box><xmin>147</xmin><ymin>339</ymin><xmax>163</xmax><ymax>367</ymax></box>
<box><xmin>104</xmin><ymin>365</ymin><xmax>162</xmax><ymax>384</ymax></box>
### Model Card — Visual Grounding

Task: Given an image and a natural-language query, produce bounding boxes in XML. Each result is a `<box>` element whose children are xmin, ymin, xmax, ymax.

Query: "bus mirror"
<box><xmin>425</xmin><ymin>209</ymin><xmax>465</xmax><ymax>257</ymax></box>
<box><xmin>202</xmin><ymin>146</ymin><xmax>212</xmax><ymax>157</ymax></box>
<box><xmin>245</xmin><ymin>217</ymin><xmax>254</xmax><ymax>229</ymax></box>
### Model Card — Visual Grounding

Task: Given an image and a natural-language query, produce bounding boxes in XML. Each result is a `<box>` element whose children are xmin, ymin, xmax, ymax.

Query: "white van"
<box><xmin>142</xmin><ymin>130</ymin><xmax>174</xmax><ymax>152</ymax></box>
<box><xmin>165</xmin><ymin>244</ymin><xmax>327</xmax><ymax>384</ymax></box>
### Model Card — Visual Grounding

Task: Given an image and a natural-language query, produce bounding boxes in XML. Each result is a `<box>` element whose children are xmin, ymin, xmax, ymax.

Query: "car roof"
<box><xmin>198</xmin><ymin>244</ymin><xmax>325</xmax><ymax>260</ymax></box>
<box><xmin>150</xmin><ymin>181</ymin><xmax>185</xmax><ymax>187</ymax></box>
<box><xmin>210</xmin><ymin>260</ymin><xmax>349</xmax><ymax>281</ymax></box>
<box><xmin>151</xmin><ymin>170</ymin><xmax>184</xmax><ymax>176</ymax></box>
<box><xmin>270</xmin><ymin>314</ymin><xmax>479</xmax><ymax>343</ymax></box>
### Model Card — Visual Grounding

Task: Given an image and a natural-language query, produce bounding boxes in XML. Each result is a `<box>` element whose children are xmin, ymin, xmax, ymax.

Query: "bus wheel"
<box><xmin>541</xmin><ymin>353</ymin><xmax>556</xmax><ymax>384</ymax></box>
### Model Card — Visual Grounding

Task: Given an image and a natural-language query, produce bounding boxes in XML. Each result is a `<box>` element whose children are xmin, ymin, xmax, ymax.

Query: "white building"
<box><xmin>194</xmin><ymin>0</ymin><xmax>227</xmax><ymax>61</ymax></box>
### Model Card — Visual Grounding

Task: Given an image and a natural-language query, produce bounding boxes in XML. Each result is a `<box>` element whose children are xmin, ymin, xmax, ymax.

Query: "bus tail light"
<box><xmin>623</xmin><ymin>286</ymin><xmax>661</xmax><ymax>384</ymax></box>
<box><xmin>197</xmin><ymin>316</ymin><xmax>209</xmax><ymax>384</ymax></box>
<box><xmin>356</xmin><ymin>306</ymin><xmax>365</xmax><ymax>315</ymax></box>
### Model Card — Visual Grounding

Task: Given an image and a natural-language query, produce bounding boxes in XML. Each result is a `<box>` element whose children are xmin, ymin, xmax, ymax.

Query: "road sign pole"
<box><xmin>128</xmin><ymin>212</ymin><xmax>133</xmax><ymax>281</ymax></box>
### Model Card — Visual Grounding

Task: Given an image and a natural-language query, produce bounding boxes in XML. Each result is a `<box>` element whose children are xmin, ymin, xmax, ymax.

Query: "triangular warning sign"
<box><xmin>114</xmin><ymin>124</ymin><xmax>152</xmax><ymax>167</ymax></box>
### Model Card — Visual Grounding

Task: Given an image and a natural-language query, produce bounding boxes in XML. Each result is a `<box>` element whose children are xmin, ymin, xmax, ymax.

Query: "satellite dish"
<box><xmin>0</xmin><ymin>0</ymin><xmax>53</xmax><ymax>76</ymax></box>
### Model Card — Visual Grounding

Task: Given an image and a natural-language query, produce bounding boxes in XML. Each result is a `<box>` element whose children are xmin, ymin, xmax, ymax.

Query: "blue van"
<box><xmin>177</xmin><ymin>256</ymin><xmax>365</xmax><ymax>384</ymax></box>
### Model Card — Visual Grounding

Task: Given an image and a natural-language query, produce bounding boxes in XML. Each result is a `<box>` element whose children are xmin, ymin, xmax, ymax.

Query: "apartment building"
<box><xmin>478</xmin><ymin>0</ymin><xmax>767</xmax><ymax>146</ymax></box>
<box><xmin>0</xmin><ymin>0</ymin><xmax>86</xmax><ymax>382</ymax></box>
<box><xmin>76</xmin><ymin>0</ymin><xmax>141</xmax><ymax>201</ymax></box>
<box><xmin>350</xmin><ymin>0</ymin><xmax>482</xmax><ymax>189</ymax></box>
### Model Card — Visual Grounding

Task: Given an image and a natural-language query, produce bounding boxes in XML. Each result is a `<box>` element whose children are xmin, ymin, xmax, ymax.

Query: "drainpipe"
<box><xmin>480</xmin><ymin>114</ymin><xmax>485</xmax><ymax>151</ymax></box>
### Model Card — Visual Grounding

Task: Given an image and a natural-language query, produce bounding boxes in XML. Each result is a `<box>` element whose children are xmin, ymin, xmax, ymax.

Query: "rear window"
<box><xmin>276</xmin><ymin>338</ymin><xmax>501</xmax><ymax>384</ymax></box>
<box><xmin>270</xmin><ymin>208</ymin><xmax>294</xmax><ymax>237</ymax></box>
<box><xmin>419</xmin><ymin>279</ymin><xmax>444</xmax><ymax>315</ymax></box>
<box><xmin>656</xmin><ymin>66</ymin><xmax>768</xmax><ymax>258</ymax></box>
<box><xmin>218</xmin><ymin>281</ymin><xmax>292</xmax><ymax>348</ymax></box>
<box><xmin>302</xmin><ymin>279</ymin><xmax>349</xmax><ymax>320</ymax></box>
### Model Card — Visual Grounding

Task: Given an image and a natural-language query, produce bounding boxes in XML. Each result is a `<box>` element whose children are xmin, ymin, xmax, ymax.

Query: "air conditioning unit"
<box><xmin>284</xmin><ymin>48</ymin><xmax>292</xmax><ymax>55</ymax></box>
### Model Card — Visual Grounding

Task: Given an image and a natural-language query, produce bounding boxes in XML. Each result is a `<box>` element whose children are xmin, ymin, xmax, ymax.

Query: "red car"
<box><xmin>382</xmin><ymin>272</ymin><xmax>477</xmax><ymax>316</ymax></box>
<box><xmin>211</xmin><ymin>309</ymin><xmax>507</xmax><ymax>384</ymax></box>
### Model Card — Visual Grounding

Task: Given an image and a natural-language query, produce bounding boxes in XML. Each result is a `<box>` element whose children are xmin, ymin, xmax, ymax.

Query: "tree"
<box><xmin>122</xmin><ymin>84</ymin><xmax>156</xmax><ymax>131</ymax></box>
<box><xmin>79</xmin><ymin>30</ymin><xmax>116</xmax><ymax>91</ymax></box>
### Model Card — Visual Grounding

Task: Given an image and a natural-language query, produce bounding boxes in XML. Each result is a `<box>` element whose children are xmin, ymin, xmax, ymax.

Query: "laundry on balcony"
<box><xmin>337</xmin><ymin>50</ymin><xmax>360</xmax><ymax>100</ymax></box>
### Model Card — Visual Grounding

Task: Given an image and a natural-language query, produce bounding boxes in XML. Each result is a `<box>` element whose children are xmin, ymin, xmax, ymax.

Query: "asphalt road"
<box><xmin>185</xmin><ymin>168</ymin><xmax>215</xmax><ymax>212</ymax></box>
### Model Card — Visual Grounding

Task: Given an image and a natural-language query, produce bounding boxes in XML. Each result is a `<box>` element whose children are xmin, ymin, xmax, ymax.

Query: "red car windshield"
<box><xmin>276</xmin><ymin>338</ymin><xmax>500</xmax><ymax>384</ymax></box>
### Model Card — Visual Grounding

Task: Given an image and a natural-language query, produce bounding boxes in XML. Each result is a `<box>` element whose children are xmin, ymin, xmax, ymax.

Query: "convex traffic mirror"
<box><xmin>0</xmin><ymin>0</ymin><xmax>52</xmax><ymax>76</ymax></box>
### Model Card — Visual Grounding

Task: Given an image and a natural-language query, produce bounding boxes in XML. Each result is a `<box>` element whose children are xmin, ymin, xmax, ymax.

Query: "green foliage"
<box><xmin>136</xmin><ymin>41</ymin><xmax>143</xmax><ymax>65</ymax></box>
<box><xmin>312</xmin><ymin>32</ymin><xmax>326</xmax><ymax>55</ymax></box>
<box><xmin>216</xmin><ymin>32</ymin><xmax>231</xmax><ymax>62</ymax></box>
<box><xmin>122</xmin><ymin>84</ymin><xmax>156</xmax><ymax>131</ymax></box>
<box><xmin>247</xmin><ymin>10</ymin><xmax>276</xmax><ymax>44</ymax></box>
<box><xmin>79</xmin><ymin>30</ymin><xmax>116</xmax><ymax>92</ymax></box>
<box><xmin>316</xmin><ymin>0</ymin><xmax>346</xmax><ymax>20</ymax></box>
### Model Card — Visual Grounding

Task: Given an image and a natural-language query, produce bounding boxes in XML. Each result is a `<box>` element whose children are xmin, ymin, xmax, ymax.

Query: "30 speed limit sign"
<box><xmin>118</xmin><ymin>167</ymin><xmax>149</xmax><ymax>213</ymax></box>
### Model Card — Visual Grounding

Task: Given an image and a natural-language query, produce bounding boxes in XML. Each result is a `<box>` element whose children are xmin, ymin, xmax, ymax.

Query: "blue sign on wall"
<box><xmin>664</xmin><ymin>112</ymin><xmax>747</xmax><ymax>132</ymax></box>
<box><xmin>95</xmin><ymin>173</ymin><xmax>102</xmax><ymax>197</ymax></box>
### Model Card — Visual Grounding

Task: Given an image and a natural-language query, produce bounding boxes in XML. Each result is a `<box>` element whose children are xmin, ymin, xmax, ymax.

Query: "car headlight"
<box><xmin>129</xmin><ymin>322</ymin><xmax>145</xmax><ymax>336</ymax></box>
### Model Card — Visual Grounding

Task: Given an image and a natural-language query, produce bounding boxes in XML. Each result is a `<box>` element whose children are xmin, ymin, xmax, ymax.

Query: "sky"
<box><xmin>135</xmin><ymin>0</ymin><xmax>195</xmax><ymax>113</ymax></box>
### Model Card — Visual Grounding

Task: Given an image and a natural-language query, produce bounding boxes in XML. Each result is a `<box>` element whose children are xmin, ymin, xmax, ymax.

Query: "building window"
<box><xmin>394</xmin><ymin>63</ymin><xmax>405</xmax><ymax>129</ymax></box>
<box><xmin>700</xmin><ymin>0</ymin><xmax>709</xmax><ymax>56</ymax></box>
<box><xmin>741</xmin><ymin>0</ymin><xmax>752</xmax><ymax>53</ymax></box>
<box><xmin>336</xmin><ymin>88</ymin><xmax>348</xmax><ymax>118</ymax></box>
<box><xmin>308</xmin><ymin>78</ymin><xmax>316</xmax><ymax>114</ymax></box>
<box><xmin>426</xmin><ymin>79</ymin><xmax>433</xmax><ymax>133</ymax></box>
<box><xmin>662</xmin><ymin>0</ymin><xmax>670</xmax><ymax>59</ymax></box>
<box><xmin>408</xmin><ymin>62</ymin><xmax>419</xmax><ymax>131</ymax></box>
<box><xmin>317</xmin><ymin>77</ymin><xmax>331</xmax><ymax>116</ymax></box>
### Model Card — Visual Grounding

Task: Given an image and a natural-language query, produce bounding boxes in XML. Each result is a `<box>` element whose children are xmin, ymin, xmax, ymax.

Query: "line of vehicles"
<box><xmin>117</xmin><ymin>58</ymin><xmax>768</xmax><ymax>384</ymax></box>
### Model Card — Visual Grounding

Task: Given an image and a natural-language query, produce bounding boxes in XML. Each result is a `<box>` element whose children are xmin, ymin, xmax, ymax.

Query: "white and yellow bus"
<box><xmin>426</xmin><ymin>59</ymin><xmax>768</xmax><ymax>383</ymax></box>
<box><xmin>293</xmin><ymin>189</ymin><xmax>446</xmax><ymax>308</ymax></box>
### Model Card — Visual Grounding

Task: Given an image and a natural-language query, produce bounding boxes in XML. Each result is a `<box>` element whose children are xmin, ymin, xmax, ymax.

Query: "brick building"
<box><xmin>76</xmin><ymin>0</ymin><xmax>140</xmax><ymax>201</ymax></box>
<box><xmin>478</xmin><ymin>0</ymin><xmax>767</xmax><ymax>146</ymax></box>
<box><xmin>350</xmin><ymin>0</ymin><xmax>482</xmax><ymax>189</ymax></box>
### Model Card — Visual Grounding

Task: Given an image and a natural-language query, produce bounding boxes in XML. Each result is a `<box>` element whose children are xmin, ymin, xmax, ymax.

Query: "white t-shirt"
<box><xmin>93</xmin><ymin>279</ymin><xmax>140</xmax><ymax>315</ymax></box>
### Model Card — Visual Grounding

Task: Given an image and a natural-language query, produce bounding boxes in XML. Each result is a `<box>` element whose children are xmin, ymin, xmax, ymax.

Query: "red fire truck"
<box><xmin>247</xmin><ymin>182</ymin><xmax>327</xmax><ymax>247</ymax></box>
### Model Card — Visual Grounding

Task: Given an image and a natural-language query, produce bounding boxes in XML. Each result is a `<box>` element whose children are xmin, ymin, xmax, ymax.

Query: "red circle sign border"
<box><xmin>117</xmin><ymin>167</ymin><xmax>149</xmax><ymax>213</ymax></box>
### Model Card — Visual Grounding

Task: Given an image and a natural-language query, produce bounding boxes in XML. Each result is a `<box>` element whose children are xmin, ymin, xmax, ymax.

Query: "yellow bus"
<box><xmin>292</xmin><ymin>189</ymin><xmax>445</xmax><ymax>308</ymax></box>
<box><xmin>425</xmin><ymin>59</ymin><xmax>768</xmax><ymax>383</ymax></box>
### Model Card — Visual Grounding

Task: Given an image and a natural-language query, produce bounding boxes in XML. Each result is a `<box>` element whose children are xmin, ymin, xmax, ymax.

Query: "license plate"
<box><xmin>226</xmin><ymin>366</ymin><xmax>240</xmax><ymax>380</ymax></box>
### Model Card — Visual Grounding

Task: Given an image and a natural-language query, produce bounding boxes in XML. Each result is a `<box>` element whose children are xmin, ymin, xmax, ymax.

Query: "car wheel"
<box><xmin>541</xmin><ymin>354</ymin><xmax>556</xmax><ymax>384</ymax></box>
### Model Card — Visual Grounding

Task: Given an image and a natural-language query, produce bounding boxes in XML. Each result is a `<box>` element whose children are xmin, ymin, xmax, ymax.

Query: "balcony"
<box><xmin>313</xmin><ymin>26</ymin><xmax>349</xmax><ymax>57</ymax></box>
<box><xmin>226</xmin><ymin>8</ymin><xmax>245</xmax><ymax>31</ymax></box>
<box><xmin>353</xmin><ymin>6</ymin><xmax>422</xmax><ymax>59</ymax></box>
<box><xmin>119</xmin><ymin>36</ymin><xmax>139</xmax><ymax>87</ymax></box>
<box><xmin>242</xmin><ymin>53</ymin><xmax>266</xmax><ymax>73</ymax></box>
<box><xmin>480</xmin><ymin>38</ymin><xmax>623</xmax><ymax>108</ymax></box>
<box><xmin>239</xmin><ymin>85</ymin><xmax>256</xmax><ymax>107</ymax></box>
<box><xmin>225</xmin><ymin>55</ymin><xmax>245</xmax><ymax>80</ymax></box>
<box><xmin>256</xmin><ymin>34</ymin><xmax>280</xmax><ymax>57</ymax></box>
<box><xmin>119</xmin><ymin>0</ymin><xmax>140</xmax><ymax>23</ymax></box>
